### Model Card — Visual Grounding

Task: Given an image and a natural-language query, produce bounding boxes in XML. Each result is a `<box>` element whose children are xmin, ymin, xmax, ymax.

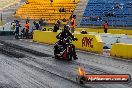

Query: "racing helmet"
<box><xmin>64</xmin><ymin>25</ymin><xmax>70</xmax><ymax>31</ymax></box>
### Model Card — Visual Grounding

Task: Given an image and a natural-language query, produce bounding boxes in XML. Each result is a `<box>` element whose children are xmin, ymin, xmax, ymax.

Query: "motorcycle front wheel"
<box><xmin>67</xmin><ymin>46</ymin><xmax>72</xmax><ymax>61</ymax></box>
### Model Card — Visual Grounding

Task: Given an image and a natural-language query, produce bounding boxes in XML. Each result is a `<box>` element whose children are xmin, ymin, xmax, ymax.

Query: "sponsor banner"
<box><xmin>84</xmin><ymin>74</ymin><xmax>131</xmax><ymax>83</ymax></box>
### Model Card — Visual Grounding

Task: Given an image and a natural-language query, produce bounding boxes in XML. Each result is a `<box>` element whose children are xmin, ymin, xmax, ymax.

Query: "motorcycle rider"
<box><xmin>25</xmin><ymin>21</ymin><xmax>30</xmax><ymax>38</ymax></box>
<box><xmin>15</xmin><ymin>20</ymin><xmax>21</xmax><ymax>38</ymax></box>
<box><xmin>54</xmin><ymin>25</ymin><xmax>78</xmax><ymax>60</ymax></box>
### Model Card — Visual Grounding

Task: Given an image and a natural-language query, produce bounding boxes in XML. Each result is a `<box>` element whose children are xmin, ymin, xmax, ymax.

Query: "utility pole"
<box><xmin>0</xmin><ymin>13</ymin><xmax>2</xmax><ymax>26</ymax></box>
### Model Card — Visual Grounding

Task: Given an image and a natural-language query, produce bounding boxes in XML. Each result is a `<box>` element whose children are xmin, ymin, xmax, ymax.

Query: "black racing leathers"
<box><xmin>54</xmin><ymin>30</ymin><xmax>78</xmax><ymax>59</ymax></box>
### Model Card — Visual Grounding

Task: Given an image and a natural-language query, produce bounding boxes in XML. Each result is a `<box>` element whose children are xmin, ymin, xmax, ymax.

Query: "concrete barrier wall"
<box><xmin>110</xmin><ymin>43</ymin><xmax>132</xmax><ymax>59</ymax></box>
<box><xmin>33</xmin><ymin>31</ymin><xmax>58</xmax><ymax>44</ymax></box>
<box><xmin>72</xmin><ymin>34</ymin><xmax>103</xmax><ymax>54</ymax></box>
<box><xmin>33</xmin><ymin>30</ymin><xmax>104</xmax><ymax>54</ymax></box>
<box><xmin>0</xmin><ymin>31</ymin><xmax>14</xmax><ymax>36</ymax></box>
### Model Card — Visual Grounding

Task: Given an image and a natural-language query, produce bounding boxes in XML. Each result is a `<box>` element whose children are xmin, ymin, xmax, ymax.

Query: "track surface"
<box><xmin>0</xmin><ymin>36</ymin><xmax>132</xmax><ymax>88</ymax></box>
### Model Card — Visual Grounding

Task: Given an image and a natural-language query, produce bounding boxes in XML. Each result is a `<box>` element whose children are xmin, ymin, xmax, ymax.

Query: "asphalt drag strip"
<box><xmin>0</xmin><ymin>54</ymin><xmax>87</xmax><ymax>88</ymax></box>
<box><xmin>0</xmin><ymin>40</ymin><xmax>90</xmax><ymax>88</ymax></box>
<box><xmin>0</xmin><ymin>38</ymin><xmax>131</xmax><ymax>88</ymax></box>
<box><xmin>0</xmin><ymin>40</ymin><xmax>51</xmax><ymax>57</ymax></box>
<box><xmin>0</xmin><ymin>43</ymin><xmax>25</xmax><ymax>58</ymax></box>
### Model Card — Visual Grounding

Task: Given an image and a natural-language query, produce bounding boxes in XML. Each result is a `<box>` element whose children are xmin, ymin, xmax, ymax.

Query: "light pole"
<box><xmin>0</xmin><ymin>13</ymin><xmax>2</xmax><ymax>26</ymax></box>
<box><xmin>120</xmin><ymin>3</ymin><xmax>124</xmax><ymax>28</ymax></box>
<box><xmin>128</xmin><ymin>1</ymin><xmax>132</xmax><ymax>28</ymax></box>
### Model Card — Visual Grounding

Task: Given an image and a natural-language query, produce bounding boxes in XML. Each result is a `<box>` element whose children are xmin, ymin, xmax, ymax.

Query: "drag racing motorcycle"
<box><xmin>54</xmin><ymin>37</ymin><xmax>74</xmax><ymax>61</ymax></box>
<box><xmin>15</xmin><ymin>28</ymin><xmax>33</xmax><ymax>39</ymax></box>
<box><xmin>14</xmin><ymin>28</ymin><xmax>25</xmax><ymax>39</ymax></box>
